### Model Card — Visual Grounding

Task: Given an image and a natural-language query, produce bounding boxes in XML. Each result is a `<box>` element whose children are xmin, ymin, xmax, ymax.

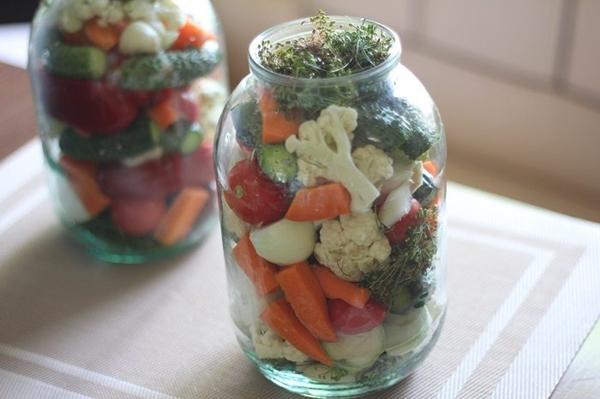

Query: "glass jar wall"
<box><xmin>215</xmin><ymin>16</ymin><xmax>446</xmax><ymax>398</ymax></box>
<box><xmin>29</xmin><ymin>0</ymin><xmax>228</xmax><ymax>263</ymax></box>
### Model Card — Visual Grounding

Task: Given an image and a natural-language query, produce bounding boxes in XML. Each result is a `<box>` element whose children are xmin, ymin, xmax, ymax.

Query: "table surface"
<box><xmin>0</xmin><ymin>24</ymin><xmax>599</xmax><ymax>398</ymax></box>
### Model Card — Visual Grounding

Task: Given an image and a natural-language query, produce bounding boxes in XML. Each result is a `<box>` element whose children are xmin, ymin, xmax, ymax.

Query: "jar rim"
<box><xmin>248</xmin><ymin>15</ymin><xmax>402</xmax><ymax>87</ymax></box>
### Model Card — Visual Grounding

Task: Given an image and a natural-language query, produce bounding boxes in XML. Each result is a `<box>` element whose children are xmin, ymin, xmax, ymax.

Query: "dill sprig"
<box><xmin>258</xmin><ymin>11</ymin><xmax>392</xmax><ymax>79</ymax></box>
<box><xmin>362</xmin><ymin>206</ymin><xmax>439</xmax><ymax>307</ymax></box>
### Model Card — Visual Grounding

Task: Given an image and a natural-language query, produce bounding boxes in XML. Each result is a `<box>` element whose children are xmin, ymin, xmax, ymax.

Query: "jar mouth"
<box><xmin>248</xmin><ymin>16</ymin><xmax>402</xmax><ymax>87</ymax></box>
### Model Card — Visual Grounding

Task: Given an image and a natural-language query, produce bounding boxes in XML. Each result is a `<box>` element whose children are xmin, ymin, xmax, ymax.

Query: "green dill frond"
<box><xmin>362</xmin><ymin>206</ymin><xmax>439</xmax><ymax>307</ymax></box>
<box><xmin>258</xmin><ymin>10</ymin><xmax>392</xmax><ymax>79</ymax></box>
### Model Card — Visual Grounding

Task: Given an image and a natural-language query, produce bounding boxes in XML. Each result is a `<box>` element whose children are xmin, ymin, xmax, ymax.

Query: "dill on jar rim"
<box><xmin>257</xmin><ymin>11</ymin><xmax>393</xmax><ymax>78</ymax></box>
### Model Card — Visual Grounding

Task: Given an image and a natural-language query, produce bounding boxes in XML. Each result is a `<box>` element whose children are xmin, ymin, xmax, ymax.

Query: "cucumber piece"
<box><xmin>160</xmin><ymin>121</ymin><xmax>204</xmax><ymax>154</ymax></box>
<box><xmin>323</xmin><ymin>326</ymin><xmax>386</xmax><ymax>372</ymax></box>
<box><xmin>257</xmin><ymin>144</ymin><xmax>297</xmax><ymax>184</ymax></box>
<box><xmin>119</xmin><ymin>43</ymin><xmax>221</xmax><ymax>90</ymax></box>
<box><xmin>59</xmin><ymin>117</ymin><xmax>160</xmax><ymax>162</ymax></box>
<box><xmin>413</xmin><ymin>171</ymin><xmax>438</xmax><ymax>206</ymax></box>
<box><xmin>384</xmin><ymin>307</ymin><xmax>432</xmax><ymax>357</ymax></box>
<box><xmin>43</xmin><ymin>42</ymin><xmax>107</xmax><ymax>79</ymax></box>
<box><xmin>231</xmin><ymin>100</ymin><xmax>262</xmax><ymax>150</ymax></box>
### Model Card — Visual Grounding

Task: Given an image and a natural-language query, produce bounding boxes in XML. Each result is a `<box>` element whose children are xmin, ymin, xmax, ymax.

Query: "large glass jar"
<box><xmin>216</xmin><ymin>16</ymin><xmax>446</xmax><ymax>398</ymax></box>
<box><xmin>28</xmin><ymin>0</ymin><xmax>228</xmax><ymax>263</ymax></box>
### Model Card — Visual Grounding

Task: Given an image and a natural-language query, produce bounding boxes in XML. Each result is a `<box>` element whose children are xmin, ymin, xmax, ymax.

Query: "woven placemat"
<box><xmin>0</xmin><ymin>141</ymin><xmax>599</xmax><ymax>399</ymax></box>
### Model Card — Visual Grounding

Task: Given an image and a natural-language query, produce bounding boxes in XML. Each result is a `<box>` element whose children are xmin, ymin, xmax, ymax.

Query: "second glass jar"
<box><xmin>216</xmin><ymin>17</ymin><xmax>447</xmax><ymax>398</ymax></box>
<box><xmin>29</xmin><ymin>0</ymin><xmax>228</xmax><ymax>263</ymax></box>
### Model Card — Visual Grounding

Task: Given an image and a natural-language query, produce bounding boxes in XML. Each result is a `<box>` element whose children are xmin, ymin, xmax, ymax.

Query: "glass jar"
<box><xmin>28</xmin><ymin>0</ymin><xmax>228</xmax><ymax>263</ymax></box>
<box><xmin>215</xmin><ymin>16</ymin><xmax>446</xmax><ymax>398</ymax></box>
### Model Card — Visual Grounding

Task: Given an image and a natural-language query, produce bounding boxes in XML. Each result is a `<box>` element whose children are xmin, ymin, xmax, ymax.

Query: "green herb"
<box><xmin>257</xmin><ymin>11</ymin><xmax>393</xmax><ymax>119</ymax></box>
<box><xmin>258</xmin><ymin>11</ymin><xmax>392</xmax><ymax>79</ymax></box>
<box><xmin>362</xmin><ymin>207</ymin><xmax>439</xmax><ymax>307</ymax></box>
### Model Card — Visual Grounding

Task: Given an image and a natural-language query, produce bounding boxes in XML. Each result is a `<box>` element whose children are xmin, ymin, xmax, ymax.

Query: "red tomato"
<box><xmin>224</xmin><ymin>159</ymin><xmax>290</xmax><ymax>225</ymax></box>
<box><xmin>39</xmin><ymin>70</ymin><xmax>139</xmax><ymax>134</ymax></box>
<box><xmin>385</xmin><ymin>199</ymin><xmax>421</xmax><ymax>244</ymax></box>
<box><xmin>328</xmin><ymin>298</ymin><xmax>388</xmax><ymax>335</ymax></box>
<box><xmin>111</xmin><ymin>198</ymin><xmax>166</xmax><ymax>236</ymax></box>
<box><xmin>152</xmin><ymin>88</ymin><xmax>199</xmax><ymax>122</ymax></box>
<box><xmin>62</xmin><ymin>30</ymin><xmax>90</xmax><ymax>45</ymax></box>
<box><xmin>98</xmin><ymin>157</ymin><xmax>181</xmax><ymax>198</ymax></box>
<box><xmin>178</xmin><ymin>142</ymin><xmax>214</xmax><ymax>186</ymax></box>
<box><xmin>98</xmin><ymin>148</ymin><xmax>214</xmax><ymax>199</ymax></box>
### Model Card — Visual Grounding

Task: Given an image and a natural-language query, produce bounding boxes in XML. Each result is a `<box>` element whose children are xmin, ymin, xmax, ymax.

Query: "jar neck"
<box><xmin>248</xmin><ymin>16</ymin><xmax>402</xmax><ymax>88</ymax></box>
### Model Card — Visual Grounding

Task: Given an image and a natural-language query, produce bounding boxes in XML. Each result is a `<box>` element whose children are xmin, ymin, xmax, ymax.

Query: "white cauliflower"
<box><xmin>285</xmin><ymin>105</ymin><xmax>379</xmax><ymax>213</ymax></box>
<box><xmin>57</xmin><ymin>0</ymin><xmax>184</xmax><ymax>48</ymax></box>
<box><xmin>251</xmin><ymin>322</ymin><xmax>309</xmax><ymax>363</ymax></box>
<box><xmin>315</xmin><ymin>211</ymin><xmax>391</xmax><ymax>282</ymax></box>
<box><xmin>352</xmin><ymin>145</ymin><xmax>393</xmax><ymax>187</ymax></box>
<box><xmin>191</xmin><ymin>79</ymin><xmax>229</xmax><ymax>138</ymax></box>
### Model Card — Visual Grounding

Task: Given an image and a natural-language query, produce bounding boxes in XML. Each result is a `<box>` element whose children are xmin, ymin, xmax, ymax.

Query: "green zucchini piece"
<box><xmin>231</xmin><ymin>100</ymin><xmax>262</xmax><ymax>150</ymax></box>
<box><xmin>43</xmin><ymin>42</ymin><xmax>108</xmax><ymax>79</ymax></box>
<box><xmin>119</xmin><ymin>44</ymin><xmax>221</xmax><ymax>90</ymax></box>
<box><xmin>160</xmin><ymin>121</ymin><xmax>204</xmax><ymax>154</ymax></box>
<box><xmin>59</xmin><ymin>117</ymin><xmax>160</xmax><ymax>162</ymax></box>
<box><xmin>257</xmin><ymin>144</ymin><xmax>297</xmax><ymax>184</ymax></box>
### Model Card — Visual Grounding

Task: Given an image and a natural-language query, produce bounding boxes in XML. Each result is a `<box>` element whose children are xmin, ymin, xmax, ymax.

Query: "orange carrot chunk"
<box><xmin>171</xmin><ymin>20</ymin><xmax>215</xmax><ymax>50</ymax></box>
<box><xmin>423</xmin><ymin>160</ymin><xmax>438</xmax><ymax>176</ymax></box>
<box><xmin>276</xmin><ymin>262</ymin><xmax>337</xmax><ymax>342</ymax></box>
<box><xmin>232</xmin><ymin>233</ymin><xmax>279</xmax><ymax>295</ymax></box>
<box><xmin>154</xmin><ymin>187</ymin><xmax>209</xmax><ymax>246</ymax></box>
<box><xmin>59</xmin><ymin>156</ymin><xmax>111</xmax><ymax>217</ymax></box>
<box><xmin>261</xmin><ymin>298</ymin><xmax>333</xmax><ymax>366</ymax></box>
<box><xmin>84</xmin><ymin>19</ymin><xmax>120</xmax><ymax>51</ymax></box>
<box><xmin>149</xmin><ymin>100</ymin><xmax>179</xmax><ymax>130</ymax></box>
<box><xmin>259</xmin><ymin>90</ymin><xmax>299</xmax><ymax>144</ymax></box>
<box><xmin>285</xmin><ymin>183</ymin><xmax>351</xmax><ymax>221</ymax></box>
<box><xmin>315</xmin><ymin>266</ymin><xmax>371</xmax><ymax>309</ymax></box>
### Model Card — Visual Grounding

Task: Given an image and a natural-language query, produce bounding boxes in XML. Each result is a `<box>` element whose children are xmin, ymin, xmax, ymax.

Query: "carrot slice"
<box><xmin>259</xmin><ymin>89</ymin><xmax>299</xmax><ymax>144</ymax></box>
<box><xmin>149</xmin><ymin>100</ymin><xmax>179</xmax><ymax>130</ymax></box>
<box><xmin>261</xmin><ymin>298</ymin><xmax>333</xmax><ymax>366</ymax></box>
<box><xmin>423</xmin><ymin>160</ymin><xmax>438</xmax><ymax>176</ymax></box>
<box><xmin>59</xmin><ymin>156</ymin><xmax>111</xmax><ymax>217</ymax></box>
<box><xmin>315</xmin><ymin>266</ymin><xmax>371</xmax><ymax>309</ymax></box>
<box><xmin>232</xmin><ymin>233</ymin><xmax>279</xmax><ymax>295</ymax></box>
<box><xmin>84</xmin><ymin>19</ymin><xmax>120</xmax><ymax>51</ymax></box>
<box><xmin>171</xmin><ymin>20</ymin><xmax>215</xmax><ymax>50</ymax></box>
<box><xmin>285</xmin><ymin>183</ymin><xmax>351</xmax><ymax>221</ymax></box>
<box><xmin>154</xmin><ymin>187</ymin><xmax>209</xmax><ymax>245</ymax></box>
<box><xmin>276</xmin><ymin>262</ymin><xmax>337</xmax><ymax>342</ymax></box>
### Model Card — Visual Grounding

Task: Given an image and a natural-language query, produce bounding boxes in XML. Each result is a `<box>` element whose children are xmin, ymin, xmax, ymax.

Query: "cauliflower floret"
<box><xmin>285</xmin><ymin>105</ymin><xmax>379</xmax><ymax>213</ymax></box>
<box><xmin>124</xmin><ymin>0</ymin><xmax>156</xmax><ymax>21</ymax></box>
<box><xmin>58</xmin><ymin>1</ymin><xmax>85</xmax><ymax>33</ymax></box>
<box><xmin>190</xmin><ymin>79</ymin><xmax>228</xmax><ymax>137</ymax></box>
<box><xmin>352</xmin><ymin>145</ymin><xmax>393</xmax><ymax>187</ymax></box>
<box><xmin>119</xmin><ymin>21</ymin><xmax>162</xmax><ymax>54</ymax></box>
<box><xmin>315</xmin><ymin>211</ymin><xmax>391</xmax><ymax>281</ymax></box>
<box><xmin>251</xmin><ymin>322</ymin><xmax>309</xmax><ymax>363</ymax></box>
<box><xmin>58</xmin><ymin>0</ymin><xmax>125</xmax><ymax>31</ymax></box>
<box><xmin>157</xmin><ymin>0</ymin><xmax>187</xmax><ymax>31</ymax></box>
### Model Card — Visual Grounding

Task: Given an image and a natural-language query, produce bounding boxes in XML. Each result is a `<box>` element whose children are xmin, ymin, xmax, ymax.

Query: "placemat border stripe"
<box><xmin>436</xmin><ymin>228</ymin><xmax>555</xmax><ymax>398</ymax></box>
<box><xmin>490</xmin><ymin>245</ymin><xmax>600</xmax><ymax>399</ymax></box>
